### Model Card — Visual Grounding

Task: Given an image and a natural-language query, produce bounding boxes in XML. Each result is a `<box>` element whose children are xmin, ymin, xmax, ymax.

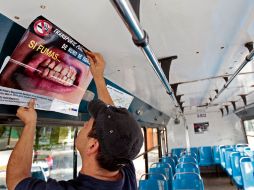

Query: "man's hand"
<box><xmin>85</xmin><ymin>51</ymin><xmax>105</xmax><ymax>80</ymax></box>
<box><xmin>16</xmin><ymin>99</ymin><xmax>37</xmax><ymax>126</ymax></box>
<box><xmin>83</xmin><ymin>50</ymin><xmax>114</xmax><ymax>105</ymax></box>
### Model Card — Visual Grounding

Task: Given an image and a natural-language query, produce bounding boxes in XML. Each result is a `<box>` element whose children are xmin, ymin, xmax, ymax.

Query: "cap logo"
<box><xmin>108</xmin><ymin>115</ymin><xmax>111</xmax><ymax>119</ymax></box>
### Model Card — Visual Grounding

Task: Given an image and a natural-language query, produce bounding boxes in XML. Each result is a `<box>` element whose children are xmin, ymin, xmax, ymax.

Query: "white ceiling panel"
<box><xmin>0</xmin><ymin>0</ymin><xmax>254</xmax><ymax>118</ymax></box>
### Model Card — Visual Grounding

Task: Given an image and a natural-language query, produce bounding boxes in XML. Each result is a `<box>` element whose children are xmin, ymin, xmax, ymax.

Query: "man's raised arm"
<box><xmin>86</xmin><ymin>51</ymin><xmax>114</xmax><ymax>106</ymax></box>
<box><xmin>6</xmin><ymin>99</ymin><xmax>37</xmax><ymax>190</ymax></box>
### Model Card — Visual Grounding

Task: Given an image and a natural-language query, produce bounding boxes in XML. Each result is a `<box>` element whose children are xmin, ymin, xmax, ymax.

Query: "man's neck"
<box><xmin>80</xmin><ymin>159</ymin><xmax>122</xmax><ymax>181</ymax></box>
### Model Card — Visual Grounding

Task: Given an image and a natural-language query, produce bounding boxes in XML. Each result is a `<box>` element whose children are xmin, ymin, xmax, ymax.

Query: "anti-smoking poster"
<box><xmin>0</xmin><ymin>16</ymin><xmax>92</xmax><ymax>116</ymax></box>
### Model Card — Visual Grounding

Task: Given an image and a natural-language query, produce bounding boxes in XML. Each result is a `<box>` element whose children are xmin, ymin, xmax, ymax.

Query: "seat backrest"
<box><xmin>176</xmin><ymin>162</ymin><xmax>200</xmax><ymax>174</ymax></box>
<box><xmin>240</xmin><ymin>157</ymin><xmax>254</xmax><ymax>189</ymax></box>
<box><xmin>172</xmin><ymin>155</ymin><xmax>178</xmax><ymax>165</ymax></box>
<box><xmin>224</xmin><ymin>148</ymin><xmax>234</xmax><ymax>174</ymax></box>
<box><xmin>243</xmin><ymin>148</ymin><xmax>254</xmax><ymax>161</ymax></box>
<box><xmin>161</xmin><ymin>156</ymin><xmax>176</xmax><ymax>174</ymax></box>
<box><xmin>187</xmin><ymin>152</ymin><xmax>198</xmax><ymax>161</ymax></box>
<box><xmin>172</xmin><ymin>148</ymin><xmax>185</xmax><ymax>158</ymax></box>
<box><xmin>173</xmin><ymin>172</ymin><xmax>204</xmax><ymax>190</ymax></box>
<box><xmin>179</xmin><ymin>155</ymin><xmax>198</xmax><ymax>164</ymax></box>
<box><xmin>139</xmin><ymin>173</ymin><xmax>168</xmax><ymax>190</ymax></box>
<box><xmin>235</xmin><ymin>144</ymin><xmax>248</xmax><ymax>153</ymax></box>
<box><xmin>219</xmin><ymin>145</ymin><xmax>232</xmax><ymax>168</ymax></box>
<box><xmin>212</xmin><ymin>146</ymin><xmax>220</xmax><ymax>164</ymax></box>
<box><xmin>230</xmin><ymin>152</ymin><xmax>242</xmax><ymax>178</ymax></box>
<box><xmin>149</xmin><ymin>162</ymin><xmax>173</xmax><ymax>190</ymax></box>
<box><xmin>189</xmin><ymin>147</ymin><xmax>199</xmax><ymax>160</ymax></box>
<box><xmin>199</xmin><ymin>146</ymin><xmax>213</xmax><ymax>166</ymax></box>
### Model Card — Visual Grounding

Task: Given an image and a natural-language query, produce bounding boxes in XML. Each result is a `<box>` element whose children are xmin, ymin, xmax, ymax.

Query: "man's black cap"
<box><xmin>88</xmin><ymin>99</ymin><xmax>143</xmax><ymax>161</ymax></box>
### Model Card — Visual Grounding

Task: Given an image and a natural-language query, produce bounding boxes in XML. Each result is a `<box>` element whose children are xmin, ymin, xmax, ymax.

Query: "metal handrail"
<box><xmin>211</xmin><ymin>48</ymin><xmax>254</xmax><ymax>102</ymax></box>
<box><xmin>135</xmin><ymin>146</ymin><xmax>159</xmax><ymax>159</ymax></box>
<box><xmin>140</xmin><ymin>173</ymin><xmax>167</xmax><ymax>181</ymax></box>
<box><xmin>173</xmin><ymin>172</ymin><xmax>202</xmax><ymax>180</ymax></box>
<box><xmin>110</xmin><ymin>0</ymin><xmax>180</xmax><ymax>108</ymax></box>
<box><xmin>150</xmin><ymin>162</ymin><xmax>172</xmax><ymax>170</ymax></box>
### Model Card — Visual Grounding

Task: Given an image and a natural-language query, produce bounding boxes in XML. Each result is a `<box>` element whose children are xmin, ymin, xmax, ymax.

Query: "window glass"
<box><xmin>133</xmin><ymin>128</ymin><xmax>145</xmax><ymax>182</ymax></box>
<box><xmin>244</xmin><ymin>120</ymin><xmax>254</xmax><ymax>150</ymax></box>
<box><xmin>0</xmin><ymin>125</ymin><xmax>78</xmax><ymax>189</ymax></box>
<box><xmin>77</xmin><ymin>127</ymin><xmax>83</xmax><ymax>173</ymax></box>
<box><xmin>147</xmin><ymin>128</ymin><xmax>159</xmax><ymax>168</ymax></box>
<box><xmin>244</xmin><ymin>120</ymin><xmax>254</xmax><ymax>136</ymax></box>
<box><xmin>0</xmin><ymin>126</ymin><xmax>22</xmax><ymax>150</ymax></box>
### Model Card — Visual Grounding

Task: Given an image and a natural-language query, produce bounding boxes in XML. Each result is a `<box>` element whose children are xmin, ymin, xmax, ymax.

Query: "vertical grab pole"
<box><xmin>157</xmin><ymin>128</ymin><xmax>163</xmax><ymax>159</ymax></box>
<box><xmin>73</xmin><ymin>127</ymin><xmax>78</xmax><ymax>179</ymax></box>
<box><xmin>143</xmin><ymin>127</ymin><xmax>149</xmax><ymax>175</ymax></box>
<box><xmin>183</xmin><ymin>118</ymin><xmax>191</xmax><ymax>153</ymax></box>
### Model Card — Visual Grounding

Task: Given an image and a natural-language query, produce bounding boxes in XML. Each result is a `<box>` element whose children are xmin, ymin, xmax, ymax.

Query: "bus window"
<box><xmin>243</xmin><ymin>120</ymin><xmax>254</xmax><ymax>149</ymax></box>
<box><xmin>133</xmin><ymin>128</ymin><xmax>145</xmax><ymax>181</ymax></box>
<box><xmin>0</xmin><ymin>126</ymin><xmax>23</xmax><ymax>189</ymax></box>
<box><xmin>0</xmin><ymin>125</ymin><xmax>79</xmax><ymax>189</ymax></box>
<box><xmin>147</xmin><ymin>128</ymin><xmax>159</xmax><ymax>167</ymax></box>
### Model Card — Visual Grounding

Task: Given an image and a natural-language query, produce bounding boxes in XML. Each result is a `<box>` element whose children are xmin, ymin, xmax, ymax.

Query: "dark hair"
<box><xmin>87</xmin><ymin>122</ymin><xmax>125</xmax><ymax>171</ymax></box>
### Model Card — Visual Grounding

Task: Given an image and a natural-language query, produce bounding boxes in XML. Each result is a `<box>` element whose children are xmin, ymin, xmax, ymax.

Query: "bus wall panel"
<box><xmin>167</xmin><ymin>112</ymin><xmax>246</xmax><ymax>150</ymax></box>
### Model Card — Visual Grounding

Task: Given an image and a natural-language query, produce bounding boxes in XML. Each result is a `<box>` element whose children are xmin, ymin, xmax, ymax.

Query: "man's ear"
<box><xmin>87</xmin><ymin>138</ymin><xmax>99</xmax><ymax>155</ymax></box>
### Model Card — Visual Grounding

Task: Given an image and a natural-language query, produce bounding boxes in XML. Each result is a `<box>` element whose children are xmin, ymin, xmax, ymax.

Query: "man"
<box><xmin>6</xmin><ymin>52</ymin><xmax>144</xmax><ymax>190</ymax></box>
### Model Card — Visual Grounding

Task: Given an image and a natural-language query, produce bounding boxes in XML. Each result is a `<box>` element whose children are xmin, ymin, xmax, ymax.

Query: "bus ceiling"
<box><xmin>0</xmin><ymin>1</ymin><xmax>254</xmax><ymax>119</ymax></box>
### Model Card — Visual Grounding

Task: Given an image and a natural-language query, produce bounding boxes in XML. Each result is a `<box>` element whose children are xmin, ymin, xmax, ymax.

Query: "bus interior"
<box><xmin>1</xmin><ymin>0</ymin><xmax>254</xmax><ymax>189</ymax></box>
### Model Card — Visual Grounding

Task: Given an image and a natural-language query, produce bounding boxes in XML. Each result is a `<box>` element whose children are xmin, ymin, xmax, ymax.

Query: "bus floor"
<box><xmin>202</xmin><ymin>175</ymin><xmax>237</xmax><ymax>190</ymax></box>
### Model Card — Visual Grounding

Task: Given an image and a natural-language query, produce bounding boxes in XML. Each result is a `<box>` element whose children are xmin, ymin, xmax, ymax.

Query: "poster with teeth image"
<box><xmin>0</xmin><ymin>16</ymin><xmax>93</xmax><ymax>116</ymax></box>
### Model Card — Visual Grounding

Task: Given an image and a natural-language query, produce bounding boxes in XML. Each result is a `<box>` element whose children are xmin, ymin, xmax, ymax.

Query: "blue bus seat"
<box><xmin>187</xmin><ymin>152</ymin><xmax>198</xmax><ymax>162</ymax></box>
<box><xmin>224</xmin><ymin>148</ymin><xmax>234</xmax><ymax>176</ymax></box>
<box><xmin>180</xmin><ymin>151</ymin><xmax>187</xmax><ymax>157</ymax></box>
<box><xmin>178</xmin><ymin>155</ymin><xmax>198</xmax><ymax>164</ymax></box>
<box><xmin>212</xmin><ymin>146</ymin><xmax>220</xmax><ymax>164</ymax></box>
<box><xmin>172</xmin><ymin>155</ymin><xmax>178</xmax><ymax>165</ymax></box>
<box><xmin>240</xmin><ymin>157</ymin><xmax>254</xmax><ymax>189</ymax></box>
<box><xmin>149</xmin><ymin>162</ymin><xmax>173</xmax><ymax>190</ymax></box>
<box><xmin>219</xmin><ymin>145</ymin><xmax>232</xmax><ymax>169</ymax></box>
<box><xmin>139</xmin><ymin>173</ymin><xmax>168</xmax><ymax>190</ymax></box>
<box><xmin>176</xmin><ymin>162</ymin><xmax>200</xmax><ymax>174</ymax></box>
<box><xmin>172</xmin><ymin>172</ymin><xmax>204</xmax><ymax>190</ymax></box>
<box><xmin>235</xmin><ymin>144</ymin><xmax>249</xmax><ymax>153</ymax></box>
<box><xmin>199</xmin><ymin>146</ymin><xmax>214</xmax><ymax>166</ymax></box>
<box><xmin>190</xmin><ymin>147</ymin><xmax>199</xmax><ymax>161</ymax></box>
<box><xmin>244</xmin><ymin>147</ymin><xmax>254</xmax><ymax>161</ymax></box>
<box><xmin>230</xmin><ymin>152</ymin><xmax>243</xmax><ymax>188</ymax></box>
<box><xmin>161</xmin><ymin>156</ymin><xmax>176</xmax><ymax>174</ymax></box>
<box><xmin>172</xmin><ymin>148</ymin><xmax>186</xmax><ymax>158</ymax></box>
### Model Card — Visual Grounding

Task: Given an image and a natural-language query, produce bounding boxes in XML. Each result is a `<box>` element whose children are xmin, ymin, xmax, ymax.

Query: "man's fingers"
<box><xmin>28</xmin><ymin>99</ymin><xmax>35</xmax><ymax>109</ymax></box>
<box><xmin>17</xmin><ymin>107</ymin><xmax>25</xmax><ymax>113</ymax></box>
<box><xmin>84</xmin><ymin>50</ymin><xmax>95</xmax><ymax>59</ymax></box>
